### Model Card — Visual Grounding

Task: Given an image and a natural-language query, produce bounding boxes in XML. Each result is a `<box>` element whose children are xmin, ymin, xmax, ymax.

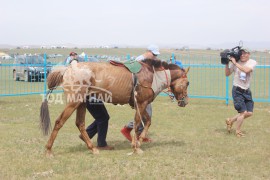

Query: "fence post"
<box><xmin>127</xmin><ymin>54</ymin><xmax>130</xmax><ymax>61</ymax></box>
<box><xmin>269</xmin><ymin>67</ymin><xmax>270</xmax><ymax>103</ymax></box>
<box><xmin>225</xmin><ymin>76</ymin><xmax>229</xmax><ymax>105</ymax></box>
<box><xmin>171</xmin><ymin>53</ymin><xmax>175</xmax><ymax>64</ymax></box>
<box><xmin>43</xmin><ymin>53</ymin><xmax>47</xmax><ymax>97</ymax></box>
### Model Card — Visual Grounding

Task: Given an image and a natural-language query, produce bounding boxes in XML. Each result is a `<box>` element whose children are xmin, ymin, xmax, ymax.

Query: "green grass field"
<box><xmin>0</xmin><ymin>95</ymin><xmax>270</xmax><ymax>179</ymax></box>
<box><xmin>0</xmin><ymin>48</ymin><xmax>269</xmax><ymax>179</ymax></box>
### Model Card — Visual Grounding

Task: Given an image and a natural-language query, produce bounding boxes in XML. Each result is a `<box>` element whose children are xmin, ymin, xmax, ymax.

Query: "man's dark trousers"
<box><xmin>85</xmin><ymin>98</ymin><xmax>110</xmax><ymax>147</ymax></box>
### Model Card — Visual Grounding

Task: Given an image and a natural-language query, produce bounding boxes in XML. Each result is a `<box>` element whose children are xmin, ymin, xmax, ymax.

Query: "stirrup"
<box><xmin>236</xmin><ymin>131</ymin><xmax>245</xmax><ymax>137</ymax></box>
<box><xmin>225</xmin><ymin>118</ymin><xmax>232</xmax><ymax>133</ymax></box>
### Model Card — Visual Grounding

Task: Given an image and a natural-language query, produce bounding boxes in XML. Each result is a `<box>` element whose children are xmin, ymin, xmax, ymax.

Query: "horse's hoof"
<box><xmin>135</xmin><ymin>148</ymin><xmax>144</xmax><ymax>154</ymax></box>
<box><xmin>45</xmin><ymin>150</ymin><xmax>54</xmax><ymax>158</ymax></box>
<box><xmin>127</xmin><ymin>148</ymin><xmax>144</xmax><ymax>156</ymax></box>
<box><xmin>127</xmin><ymin>152</ymin><xmax>134</xmax><ymax>156</ymax></box>
<box><xmin>92</xmin><ymin>148</ymin><xmax>99</xmax><ymax>155</ymax></box>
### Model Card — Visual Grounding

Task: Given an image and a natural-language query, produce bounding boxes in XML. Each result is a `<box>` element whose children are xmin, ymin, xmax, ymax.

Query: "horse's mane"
<box><xmin>141</xmin><ymin>59</ymin><xmax>184</xmax><ymax>71</ymax></box>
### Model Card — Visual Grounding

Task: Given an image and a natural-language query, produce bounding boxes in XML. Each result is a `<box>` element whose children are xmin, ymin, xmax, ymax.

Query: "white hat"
<box><xmin>240</xmin><ymin>48</ymin><xmax>250</xmax><ymax>53</ymax></box>
<box><xmin>147</xmin><ymin>44</ymin><xmax>160</xmax><ymax>55</ymax></box>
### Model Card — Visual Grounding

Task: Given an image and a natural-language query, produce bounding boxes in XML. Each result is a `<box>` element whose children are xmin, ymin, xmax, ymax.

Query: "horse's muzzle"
<box><xmin>178</xmin><ymin>96</ymin><xmax>189</xmax><ymax>107</ymax></box>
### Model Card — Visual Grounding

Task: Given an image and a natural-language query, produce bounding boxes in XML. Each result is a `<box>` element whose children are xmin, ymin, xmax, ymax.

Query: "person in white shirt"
<box><xmin>225</xmin><ymin>48</ymin><xmax>257</xmax><ymax>137</ymax></box>
<box><xmin>120</xmin><ymin>44</ymin><xmax>160</xmax><ymax>142</ymax></box>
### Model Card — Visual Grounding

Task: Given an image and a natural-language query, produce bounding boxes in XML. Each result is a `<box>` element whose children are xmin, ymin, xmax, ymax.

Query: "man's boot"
<box><xmin>120</xmin><ymin>126</ymin><xmax>133</xmax><ymax>142</ymax></box>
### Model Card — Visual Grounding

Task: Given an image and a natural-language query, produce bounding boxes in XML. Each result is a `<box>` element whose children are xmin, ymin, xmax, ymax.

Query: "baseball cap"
<box><xmin>240</xmin><ymin>48</ymin><xmax>250</xmax><ymax>53</ymax></box>
<box><xmin>69</xmin><ymin>52</ymin><xmax>77</xmax><ymax>56</ymax></box>
<box><xmin>147</xmin><ymin>44</ymin><xmax>160</xmax><ymax>55</ymax></box>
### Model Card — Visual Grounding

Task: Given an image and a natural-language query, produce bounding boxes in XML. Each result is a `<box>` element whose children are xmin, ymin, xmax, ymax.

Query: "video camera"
<box><xmin>220</xmin><ymin>41</ymin><xmax>244</xmax><ymax>65</ymax></box>
<box><xmin>220</xmin><ymin>46</ymin><xmax>243</xmax><ymax>65</ymax></box>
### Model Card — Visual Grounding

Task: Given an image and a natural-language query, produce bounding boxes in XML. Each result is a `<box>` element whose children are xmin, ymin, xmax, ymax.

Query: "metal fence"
<box><xmin>0</xmin><ymin>53</ymin><xmax>269</xmax><ymax>104</ymax></box>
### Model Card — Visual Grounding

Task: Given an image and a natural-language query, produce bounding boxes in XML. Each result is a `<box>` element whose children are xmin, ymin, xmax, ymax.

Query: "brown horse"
<box><xmin>40</xmin><ymin>59</ymin><xmax>189</xmax><ymax>157</ymax></box>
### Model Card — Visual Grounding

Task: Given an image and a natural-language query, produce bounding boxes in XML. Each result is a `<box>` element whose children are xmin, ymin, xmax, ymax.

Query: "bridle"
<box><xmin>159</xmin><ymin>66</ymin><xmax>178</xmax><ymax>101</ymax></box>
<box><xmin>162</xmin><ymin>67</ymin><xmax>188</xmax><ymax>104</ymax></box>
<box><xmin>163</xmin><ymin>86</ymin><xmax>188</xmax><ymax>105</ymax></box>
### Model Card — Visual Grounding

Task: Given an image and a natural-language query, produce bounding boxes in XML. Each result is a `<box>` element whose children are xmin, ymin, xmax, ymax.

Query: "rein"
<box><xmin>162</xmin><ymin>68</ymin><xmax>188</xmax><ymax>103</ymax></box>
<box><xmin>132</xmin><ymin>73</ymin><xmax>145</xmax><ymax>128</ymax></box>
<box><xmin>160</xmin><ymin>66</ymin><xmax>170</xmax><ymax>89</ymax></box>
<box><xmin>163</xmin><ymin>90</ymin><xmax>175</xmax><ymax>101</ymax></box>
<box><xmin>160</xmin><ymin>66</ymin><xmax>176</xmax><ymax>101</ymax></box>
<box><xmin>159</xmin><ymin>66</ymin><xmax>177</xmax><ymax>101</ymax></box>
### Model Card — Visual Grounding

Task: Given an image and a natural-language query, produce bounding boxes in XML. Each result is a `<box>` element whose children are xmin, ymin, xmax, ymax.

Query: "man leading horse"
<box><xmin>40</xmin><ymin>57</ymin><xmax>190</xmax><ymax>157</ymax></box>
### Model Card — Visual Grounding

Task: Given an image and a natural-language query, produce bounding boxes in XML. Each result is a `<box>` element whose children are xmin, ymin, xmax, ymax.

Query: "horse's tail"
<box><xmin>47</xmin><ymin>69</ymin><xmax>64</xmax><ymax>90</ymax></box>
<box><xmin>40</xmin><ymin>90</ymin><xmax>52</xmax><ymax>136</ymax></box>
<box><xmin>40</xmin><ymin>69</ymin><xmax>64</xmax><ymax>135</ymax></box>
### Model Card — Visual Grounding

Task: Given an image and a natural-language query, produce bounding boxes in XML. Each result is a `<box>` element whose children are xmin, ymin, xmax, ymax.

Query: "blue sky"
<box><xmin>1</xmin><ymin>0</ymin><xmax>270</xmax><ymax>48</ymax></box>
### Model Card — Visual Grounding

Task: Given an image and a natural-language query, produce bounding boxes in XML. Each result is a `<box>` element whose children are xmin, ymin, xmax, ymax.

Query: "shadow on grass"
<box><xmin>215</xmin><ymin>128</ymin><xmax>231</xmax><ymax>134</ymax></box>
<box><xmin>214</xmin><ymin>128</ymin><xmax>247</xmax><ymax>136</ymax></box>
<box><xmin>142</xmin><ymin>140</ymin><xmax>186</xmax><ymax>149</ymax></box>
<box><xmin>66</xmin><ymin>140</ymin><xmax>132</xmax><ymax>153</ymax></box>
<box><xmin>66</xmin><ymin>139</ymin><xmax>186</xmax><ymax>153</ymax></box>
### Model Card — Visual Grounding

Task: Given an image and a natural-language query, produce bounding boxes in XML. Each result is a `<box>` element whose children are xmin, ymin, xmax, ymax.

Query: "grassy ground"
<box><xmin>0</xmin><ymin>95</ymin><xmax>269</xmax><ymax>179</ymax></box>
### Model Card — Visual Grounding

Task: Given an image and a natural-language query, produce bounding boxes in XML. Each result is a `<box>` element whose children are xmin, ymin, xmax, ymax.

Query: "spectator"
<box><xmin>65</xmin><ymin>52</ymin><xmax>78</xmax><ymax>64</ymax></box>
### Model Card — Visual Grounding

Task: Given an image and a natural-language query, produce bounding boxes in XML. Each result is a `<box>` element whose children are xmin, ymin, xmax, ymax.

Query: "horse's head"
<box><xmin>140</xmin><ymin>59</ymin><xmax>190</xmax><ymax>107</ymax></box>
<box><xmin>170</xmin><ymin>67</ymin><xmax>190</xmax><ymax>107</ymax></box>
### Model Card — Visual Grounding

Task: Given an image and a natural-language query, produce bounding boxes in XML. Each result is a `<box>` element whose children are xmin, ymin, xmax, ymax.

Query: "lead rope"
<box><xmin>162</xmin><ymin>67</ymin><xmax>170</xmax><ymax>89</ymax></box>
<box><xmin>160</xmin><ymin>67</ymin><xmax>175</xmax><ymax>101</ymax></box>
<box><xmin>132</xmin><ymin>74</ymin><xmax>145</xmax><ymax>129</ymax></box>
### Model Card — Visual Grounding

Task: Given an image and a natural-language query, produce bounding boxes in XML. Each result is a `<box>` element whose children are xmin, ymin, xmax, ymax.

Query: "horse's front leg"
<box><xmin>75</xmin><ymin>103</ymin><xmax>99</xmax><ymax>155</ymax></box>
<box><xmin>138</xmin><ymin>105</ymin><xmax>151</xmax><ymax>141</ymax></box>
<box><xmin>45</xmin><ymin>102</ymin><xmax>80</xmax><ymax>158</ymax></box>
<box><xmin>131</xmin><ymin>102</ymin><xmax>147</xmax><ymax>154</ymax></box>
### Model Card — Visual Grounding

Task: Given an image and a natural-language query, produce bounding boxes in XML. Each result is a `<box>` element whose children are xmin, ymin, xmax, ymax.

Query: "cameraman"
<box><xmin>225</xmin><ymin>48</ymin><xmax>257</xmax><ymax>137</ymax></box>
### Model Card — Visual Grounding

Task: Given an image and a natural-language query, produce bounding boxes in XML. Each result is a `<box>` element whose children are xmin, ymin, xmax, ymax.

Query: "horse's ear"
<box><xmin>185</xmin><ymin>67</ymin><xmax>190</xmax><ymax>74</ymax></box>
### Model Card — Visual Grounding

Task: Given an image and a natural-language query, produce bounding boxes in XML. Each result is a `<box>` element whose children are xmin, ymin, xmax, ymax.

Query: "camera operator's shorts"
<box><xmin>232</xmin><ymin>86</ymin><xmax>254</xmax><ymax>113</ymax></box>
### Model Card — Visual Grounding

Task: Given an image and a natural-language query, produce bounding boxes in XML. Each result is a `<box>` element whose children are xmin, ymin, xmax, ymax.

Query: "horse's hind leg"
<box><xmin>45</xmin><ymin>102</ymin><xmax>80</xmax><ymax>157</ymax></box>
<box><xmin>75</xmin><ymin>103</ymin><xmax>99</xmax><ymax>155</ymax></box>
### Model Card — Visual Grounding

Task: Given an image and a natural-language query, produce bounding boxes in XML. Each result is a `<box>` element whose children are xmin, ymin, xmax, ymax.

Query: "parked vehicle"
<box><xmin>47</xmin><ymin>54</ymin><xmax>63</xmax><ymax>58</ymax></box>
<box><xmin>12</xmin><ymin>55</ymin><xmax>52</xmax><ymax>82</ymax></box>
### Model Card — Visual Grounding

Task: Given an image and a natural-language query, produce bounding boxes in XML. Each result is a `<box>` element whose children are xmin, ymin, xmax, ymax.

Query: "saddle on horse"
<box><xmin>109</xmin><ymin>60</ymin><xmax>142</xmax><ymax>73</ymax></box>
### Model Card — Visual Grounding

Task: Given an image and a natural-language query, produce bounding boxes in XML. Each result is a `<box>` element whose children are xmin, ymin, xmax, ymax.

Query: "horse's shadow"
<box><xmin>66</xmin><ymin>140</ymin><xmax>131</xmax><ymax>153</ymax></box>
<box><xmin>214</xmin><ymin>128</ymin><xmax>247</xmax><ymax>135</ymax></box>
<box><xmin>215</xmin><ymin>128</ymin><xmax>231</xmax><ymax>134</ymax></box>
<box><xmin>66</xmin><ymin>139</ymin><xmax>186</xmax><ymax>153</ymax></box>
<box><xmin>142</xmin><ymin>139</ymin><xmax>186</xmax><ymax>149</ymax></box>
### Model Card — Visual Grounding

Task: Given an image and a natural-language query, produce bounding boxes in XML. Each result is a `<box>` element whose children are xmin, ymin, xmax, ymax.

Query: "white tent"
<box><xmin>0</xmin><ymin>52</ymin><xmax>12</xmax><ymax>59</ymax></box>
<box><xmin>79</xmin><ymin>52</ymin><xmax>86</xmax><ymax>57</ymax></box>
